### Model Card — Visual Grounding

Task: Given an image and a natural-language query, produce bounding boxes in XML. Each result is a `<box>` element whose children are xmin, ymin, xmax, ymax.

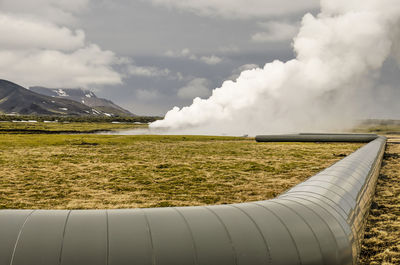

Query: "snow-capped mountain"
<box><xmin>0</xmin><ymin>80</ymin><xmax>99</xmax><ymax>116</ymax></box>
<box><xmin>30</xmin><ymin>86</ymin><xmax>134</xmax><ymax>116</ymax></box>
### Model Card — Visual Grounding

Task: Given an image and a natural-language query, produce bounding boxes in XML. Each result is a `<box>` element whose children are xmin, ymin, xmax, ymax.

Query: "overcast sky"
<box><xmin>1</xmin><ymin>0</ymin><xmax>399</xmax><ymax>116</ymax></box>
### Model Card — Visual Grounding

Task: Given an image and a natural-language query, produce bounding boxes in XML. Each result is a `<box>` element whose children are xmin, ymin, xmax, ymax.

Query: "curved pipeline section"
<box><xmin>0</xmin><ymin>135</ymin><xmax>386</xmax><ymax>265</ymax></box>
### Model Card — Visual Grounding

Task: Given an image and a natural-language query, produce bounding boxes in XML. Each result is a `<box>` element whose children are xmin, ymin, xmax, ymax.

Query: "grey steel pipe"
<box><xmin>255</xmin><ymin>133</ymin><xmax>378</xmax><ymax>143</ymax></box>
<box><xmin>0</xmin><ymin>135</ymin><xmax>386</xmax><ymax>265</ymax></box>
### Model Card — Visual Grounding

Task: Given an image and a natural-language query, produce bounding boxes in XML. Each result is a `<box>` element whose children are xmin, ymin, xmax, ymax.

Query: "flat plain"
<box><xmin>1</xmin><ymin>120</ymin><xmax>399</xmax><ymax>264</ymax></box>
<box><xmin>0</xmin><ymin>121</ymin><xmax>145</xmax><ymax>133</ymax></box>
<box><xmin>0</xmin><ymin>127</ymin><xmax>361</xmax><ymax>209</ymax></box>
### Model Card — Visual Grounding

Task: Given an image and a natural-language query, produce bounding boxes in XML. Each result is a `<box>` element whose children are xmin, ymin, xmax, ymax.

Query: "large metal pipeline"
<box><xmin>0</xmin><ymin>134</ymin><xmax>386</xmax><ymax>265</ymax></box>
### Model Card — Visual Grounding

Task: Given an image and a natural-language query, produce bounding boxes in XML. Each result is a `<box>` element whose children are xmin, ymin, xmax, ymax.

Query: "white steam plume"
<box><xmin>151</xmin><ymin>0</ymin><xmax>400</xmax><ymax>135</ymax></box>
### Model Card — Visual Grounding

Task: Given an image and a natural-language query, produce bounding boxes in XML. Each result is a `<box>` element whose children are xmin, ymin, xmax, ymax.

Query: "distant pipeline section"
<box><xmin>0</xmin><ymin>134</ymin><xmax>386</xmax><ymax>265</ymax></box>
<box><xmin>256</xmin><ymin>133</ymin><xmax>379</xmax><ymax>143</ymax></box>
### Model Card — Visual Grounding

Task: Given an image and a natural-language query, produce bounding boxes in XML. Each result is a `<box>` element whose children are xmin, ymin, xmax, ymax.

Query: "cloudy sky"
<box><xmin>1</xmin><ymin>0</ymin><xmax>399</xmax><ymax>117</ymax></box>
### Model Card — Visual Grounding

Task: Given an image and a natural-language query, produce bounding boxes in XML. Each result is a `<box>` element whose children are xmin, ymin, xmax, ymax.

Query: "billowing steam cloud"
<box><xmin>151</xmin><ymin>0</ymin><xmax>400</xmax><ymax>135</ymax></box>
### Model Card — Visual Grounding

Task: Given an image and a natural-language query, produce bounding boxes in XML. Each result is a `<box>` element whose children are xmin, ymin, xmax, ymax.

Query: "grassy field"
<box><xmin>0</xmin><ymin>121</ymin><xmax>146</xmax><ymax>133</ymax></box>
<box><xmin>356</xmin><ymin>120</ymin><xmax>400</xmax><ymax>264</ymax></box>
<box><xmin>359</xmin><ymin>138</ymin><xmax>400</xmax><ymax>265</ymax></box>
<box><xmin>0</xmin><ymin>134</ymin><xmax>361</xmax><ymax>209</ymax></box>
<box><xmin>353</xmin><ymin>119</ymin><xmax>400</xmax><ymax>135</ymax></box>
<box><xmin>1</xmin><ymin>119</ymin><xmax>399</xmax><ymax>263</ymax></box>
<box><xmin>0</xmin><ymin>114</ymin><xmax>160</xmax><ymax>123</ymax></box>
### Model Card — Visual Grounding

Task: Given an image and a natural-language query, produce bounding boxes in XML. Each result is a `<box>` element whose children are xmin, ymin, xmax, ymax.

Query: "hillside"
<box><xmin>0</xmin><ymin>79</ymin><xmax>134</xmax><ymax>116</ymax></box>
<box><xmin>0</xmin><ymin>79</ymin><xmax>133</xmax><ymax>117</ymax></box>
<box><xmin>0</xmin><ymin>80</ymin><xmax>104</xmax><ymax>116</ymax></box>
<box><xmin>30</xmin><ymin>86</ymin><xmax>134</xmax><ymax>116</ymax></box>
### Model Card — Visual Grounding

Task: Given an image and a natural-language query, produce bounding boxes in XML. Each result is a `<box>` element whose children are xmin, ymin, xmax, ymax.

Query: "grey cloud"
<box><xmin>94</xmin><ymin>44</ymin><xmax>297</xmax><ymax>115</ymax></box>
<box><xmin>229</xmin><ymin>64</ymin><xmax>260</xmax><ymax>80</ymax></box>
<box><xmin>0</xmin><ymin>14</ymin><xmax>85</xmax><ymax>51</ymax></box>
<box><xmin>147</xmin><ymin>0</ymin><xmax>319</xmax><ymax>19</ymax></box>
<box><xmin>81</xmin><ymin>0</ymin><xmax>299</xmax><ymax>56</ymax></box>
<box><xmin>251</xmin><ymin>21</ymin><xmax>299</xmax><ymax>43</ymax></box>
<box><xmin>165</xmin><ymin>49</ymin><xmax>197</xmax><ymax>60</ymax></box>
<box><xmin>0</xmin><ymin>45</ymin><xmax>122</xmax><ymax>88</ymax></box>
<box><xmin>0</xmin><ymin>0</ymin><xmax>325</xmax><ymax>116</ymax></box>
<box><xmin>0</xmin><ymin>0</ymin><xmax>128</xmax><ymax>88</ymax></box>
<box><xmin>200</xmin><ymin>55</ymin><xmax>223</xmax><ymax>65</ymax></box>
<box><xmin>127</xmin><ymin>65</ymin><xmax>171</xmax><ymax>78</ymax></box>
<box><xmin>218</xmin><ymin>45</ymin><xmax>240</xmax><ymax>54</ymax></box>
<box><xmin>0</xmin><ymin>0</ymin><xmax>90</xmax><ymax>25</ymax></box>
<box><xmin>125</xmin><ymin>63</ymin><xmax>185</xmax><ymax>81</ymax></box>
<box><xmin>165</xmin><ymin>49</ymin><xmax>223</xmax><ymax>65</ymax></box>
<box><xmin>177</xmin><ymin>78</ymin><xmax>212</xmax><ymax>99</ymax></box>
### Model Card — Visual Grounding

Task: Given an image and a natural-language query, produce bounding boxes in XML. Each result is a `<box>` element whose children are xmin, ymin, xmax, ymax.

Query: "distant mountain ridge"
<box><xmin>30</xmin><ymin>86</ymin><xmax>134</xmax><ymax>116</ymax></box>
<box><xmin>0</xmin><ymin>79</ymin><xmax>134</xmax><ymax>116</ymax></box>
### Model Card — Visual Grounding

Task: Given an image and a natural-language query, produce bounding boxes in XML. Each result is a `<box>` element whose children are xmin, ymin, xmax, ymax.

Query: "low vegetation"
<box><xmin>0</xmin><ymin>121</ymin><xmax>147</xmax><ymax>134</ymax></box>
<box><xmin>1</xmin><ymin>119</ymin><xmax>399</xmax><ymax>262</ymax></box>
<box><xmin>360</xmin><ymin>139</ymin><xmax>400</xmax><ymax>265</ymax></box>
<box><xmin>0</xmin><ymin>134</ymin><xmax>361</xmax><ymax>209</ymax></box>
<box><xmin>355</xmin><ymin>120</ymin><xmax>400</xmax><ymax>264</ymax></box>
<box><xmin>353</xmin><ymin>119</ymin><xmax>400</xmax><ymax>135</ymax></box>
<box><xmin>0</xmin><ymin>114</ymin><xmax>161</xmax><ymax>123</ymax></box>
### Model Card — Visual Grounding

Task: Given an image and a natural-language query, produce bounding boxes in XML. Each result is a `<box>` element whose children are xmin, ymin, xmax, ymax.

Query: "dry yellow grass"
<box><xmin>359</xmin><ymin>139</ymin><xmax>400</xmax><ymax>265</ymax></box>
<box><xmin>0</xmin><ymin>134</ymin><xmax>362</xmax><ymax>209</ymax></box>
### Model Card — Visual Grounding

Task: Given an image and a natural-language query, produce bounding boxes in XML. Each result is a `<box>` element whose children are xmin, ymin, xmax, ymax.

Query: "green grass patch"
<box><xmin>0</xmin><ymin>121</ymin><xmax>147</xmax><ymax>134</ymax></box>
<box><xmin>0</xmin><ymin>134</ymin><xmax>362</xmax><ymax>209</ymax></box>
